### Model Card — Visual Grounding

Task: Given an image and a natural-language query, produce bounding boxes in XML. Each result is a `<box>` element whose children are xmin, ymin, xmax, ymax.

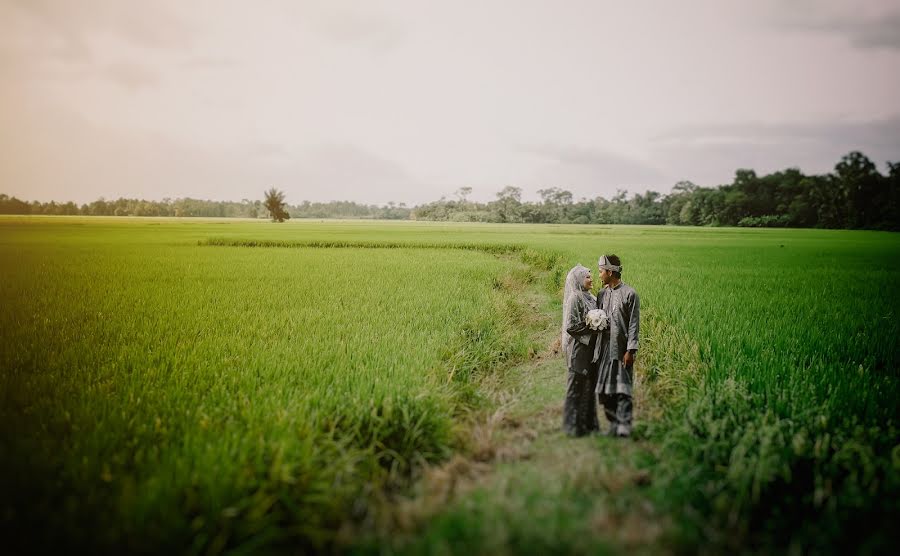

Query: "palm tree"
<box><xmin>263</xmin><ymin>187</ymin><xmax>290</xmax><ymax>222</ymax></box>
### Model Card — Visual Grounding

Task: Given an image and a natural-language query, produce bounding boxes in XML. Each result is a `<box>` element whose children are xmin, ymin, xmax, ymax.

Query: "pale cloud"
<box><xmin>819</xmin><ymin>12</ymin><xmax>900</xmax><ymax>49</ymax></box>
<box><xmin>306</xmin><ymin>7</ymin><xmax>407</xmax><ymax>52</ymax></box>
<box><xmin>655</xmin><ymin>117</ymin><xmax>900</xmax><ymax>149</ymax></box>
<box><xmin>287</xmin><ymin>144</ymin><xmax>420</xmax><ymax>203</ymax></box>
<box><xmin>1</xmin><ymin>1</ymin><xmax>899</xmax><ymax>204</ymax></box>
<box><xmin>0</xmin><ymin>88</ymin><xmax>422</xmax><ymax>204</ymax></box>
<box><xmin>785</xmin><ymin>12</ymin><xmax>900</xmax><ymax>50</ymax></box>
<box><xmin>180</xmin><ymin>56</ymin><xmax>238</xmax><ymax>70</ymax></box>
<box><xmin>0</xmin><ymin>93</ymin><xmax>253</xmax><ymax>202</ymax></box>
<box><xmin>0</xmin><ymin>0</ymin><xmax>187</xmax><ymax>87</ymax></box>
<box><xmin>103</xmin><ymin>61</ymin><xmax>160</xmax><ymax>91</ymax></box>
<box><xmin>519</xmin><ymin>145</ymin><xmax>666</xmax><ymax>198</ymax></box>
<box><xmin>652</xmin><ymin>116</ymin><xmax>900</xmax><ymax>186</ymax></box>
<box><xmin>765</xmin><ymin>0</ymin><xmax>900</xmax><ymax>49</ymax></box>
<box><xmin>5</xmin><ymin>0</ymin><xmax>191</xmax><ymax>55</ymax></box>
<box><xmin>248</xmin><ymin>142</ymin><xmax>291</xmax><ymax>160</ymax></box>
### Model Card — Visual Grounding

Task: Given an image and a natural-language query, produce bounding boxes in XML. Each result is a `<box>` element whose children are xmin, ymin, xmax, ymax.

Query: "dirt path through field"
<box><xmin>350</xmin><ymin>278</ymin><xmax>672</xmax><ymax>555</ymax></box>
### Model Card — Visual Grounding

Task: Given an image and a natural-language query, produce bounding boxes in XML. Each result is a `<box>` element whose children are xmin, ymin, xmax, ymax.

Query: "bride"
<box><xmin>561</xmin><ymin>264</ymin><xmax>600</xmax><ymax>437</ymax></box>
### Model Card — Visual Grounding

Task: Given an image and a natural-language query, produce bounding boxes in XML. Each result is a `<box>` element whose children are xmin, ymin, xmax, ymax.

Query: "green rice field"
<box><xmin>1</xmin><ymin>216</ymin><xmax>898</xmax><ymax>554</ymax></box>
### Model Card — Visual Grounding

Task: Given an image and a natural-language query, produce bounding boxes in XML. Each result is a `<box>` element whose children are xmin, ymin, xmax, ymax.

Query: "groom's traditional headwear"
<box><xmin>598</xmin><ymin>255</ymin><xmax>621</xmax><ymax>273</ymax></box>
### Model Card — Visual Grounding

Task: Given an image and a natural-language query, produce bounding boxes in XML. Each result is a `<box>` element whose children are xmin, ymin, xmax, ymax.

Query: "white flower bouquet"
<box><xmin>586</xmin><ymin>308</ymin><xmax>609</xmax><ymax>331</ymax></box>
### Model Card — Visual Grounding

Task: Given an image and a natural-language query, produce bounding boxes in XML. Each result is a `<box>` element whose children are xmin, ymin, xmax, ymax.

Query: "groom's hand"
<box><xmin>623</xmin><ymin>351</ymin><xmax>634</xmax><ymax>367</ymax></box>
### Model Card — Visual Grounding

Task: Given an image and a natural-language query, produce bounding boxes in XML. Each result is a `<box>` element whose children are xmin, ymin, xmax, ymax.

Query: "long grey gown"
<box><xmin>562</xmin><ymin>290</ymin><xmax>600</xmax><ymax>436</ymax></box>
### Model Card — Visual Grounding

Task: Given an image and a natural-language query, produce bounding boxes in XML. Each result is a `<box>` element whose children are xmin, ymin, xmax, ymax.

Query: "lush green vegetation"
<box><xmin>0</xmin><ymin>218</ymin><xmax>545</xmax><ymax>553</ymax></box>
<box><xmin>4</xmin><ymin>151</ymin><xmax>898</xmax><ymax>230</ymax></box>
<box><xmin>1</xmin><ymin>217</ymin><xmax>898</xmax><ymax>553</ymax></box>
<box><xmin>411</xmin><ymin>152</ymin><xmax>900</xmax><ymax>229</ymax></box>
<box><xmin>580</xmin><ymin>230</ymin><xmax>900</xmax><ymax>553</ymax></box>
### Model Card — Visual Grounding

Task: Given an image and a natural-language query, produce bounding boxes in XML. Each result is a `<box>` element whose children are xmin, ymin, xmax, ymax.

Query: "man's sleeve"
<box><xmin>627</xmin><ymin>291</ymin><xmax>640</xmax><ymax>352</ymax></box>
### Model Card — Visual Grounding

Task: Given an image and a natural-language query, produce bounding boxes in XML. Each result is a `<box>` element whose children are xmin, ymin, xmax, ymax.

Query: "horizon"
<box><xmin>2</xmin><ymin>145</ymin><xmax>896</xmax><ymax>208</ymax></box>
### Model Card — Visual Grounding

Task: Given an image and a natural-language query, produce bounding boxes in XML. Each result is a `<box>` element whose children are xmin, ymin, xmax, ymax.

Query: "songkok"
<box><xmin>598</xmin><ymin>255</ymin><xmax>621</xmax><ymax>273</ymax></box>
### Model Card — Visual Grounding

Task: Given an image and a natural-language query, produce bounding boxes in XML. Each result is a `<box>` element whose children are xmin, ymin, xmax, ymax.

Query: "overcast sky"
<box><xmin>2</xmin><ymin>0</ymin><xmax>899</xmax><ymax>205</ymax></box>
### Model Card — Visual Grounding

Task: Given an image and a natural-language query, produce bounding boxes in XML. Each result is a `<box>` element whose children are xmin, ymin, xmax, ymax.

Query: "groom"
<box><xmin>594</xmin><ymin>254</ymin><xmax>640</xmax><ymax>437</ymax></box>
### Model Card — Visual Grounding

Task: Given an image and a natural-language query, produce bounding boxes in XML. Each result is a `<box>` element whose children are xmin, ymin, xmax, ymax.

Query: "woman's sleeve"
<box><xmin>565</xmin><ymin>297</ymin><xmax>593</xmax><ymax>337</ymax></box>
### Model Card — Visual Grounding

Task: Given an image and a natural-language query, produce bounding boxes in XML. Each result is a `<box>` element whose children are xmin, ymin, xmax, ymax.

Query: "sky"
<box><xmin>1</xmin><ymin>0</ymin><xmax>899</xmax><ymax>205</ymax></box>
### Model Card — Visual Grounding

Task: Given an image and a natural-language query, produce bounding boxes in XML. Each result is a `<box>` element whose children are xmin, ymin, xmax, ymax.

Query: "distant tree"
<box><xmin>496</xmin><ymin>185</ymin><xmax>522</xmax><ymax>202</ymax></box>
<box><xmin>774</xmin><ymin>174</ymin><xmax>813</xmax><ymax>227</ymax></box>
<box><xmin>536</xmin><ymin>187</ymin><xmax>573</xmax><ymax>222</ymax></box>
<box><xmin>537</xmin><ymin>187</ymin><xmax>573</xmax><ymax>206</ymax></box>
<box><xmin>834</xmin><ymin>151</ymin><xmax>881</xmax><ymax>228</ymax></box>
<box><xmin>882</xmin><ymin>161</ymin><xmax>900</xmax><ymax>230</ymax></box>
<box><xmin>808</xmin><ymin>175</ymin><xmax>845</xmax><ymax>228</ymax></box>
<box><xmin>90</xmin><ymin>198</ymin><xmax>109</xmax><ymax>216</ymax></box>
<box><xmin>454</xmin><ymin>186</ymin><xmax>473</xmax><ymax>203</ymax></box>
<box><xmin>679</xmin><ymin>200</ymin><xmax>698</xmax><ymax>226</ymax></box>
<box><xmin>664</xmin><ymin>181</ymin><xmax>697</xmax><ymax>225</ymax></box>
<box><xmin>0</xmin><ymin>194</ymin><xmax>31</xmax><ymax>215</ymax></box>
<box><xmin>629</xmin><ymin>190</ymin><xmax>665</xmax><ymax>224</ymax></box>
<box><xmin>494</xmin><ymin>186</ymin><xmax>523</xmax><ymax>223</ymax></box>
<box><xmin>264</xmin><ymin>187</ymin><xmax>290</xmax><ymax>223</ymax></box>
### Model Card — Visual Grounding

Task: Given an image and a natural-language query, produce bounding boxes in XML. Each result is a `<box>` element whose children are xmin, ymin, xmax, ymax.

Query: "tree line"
<box><xmin>0</xmin><ymin>196</ymin><xmax>267</xmax><ymax>218</ymax></box>
<box><xmin>2</xmin><ymin>151</ymin><xmax>897</xmax><ymax>230</ymax></box>
<box><xmin>0</xmin><ymin>194</ymin><xmax>412</xmax><ymax>221</ymax></box>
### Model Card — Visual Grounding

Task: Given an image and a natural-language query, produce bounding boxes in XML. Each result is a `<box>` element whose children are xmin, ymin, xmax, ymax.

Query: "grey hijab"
<box><xmin>561</xmin><ymin>265</ymin><xmax>595</xmax><ymax>359</ymax></box>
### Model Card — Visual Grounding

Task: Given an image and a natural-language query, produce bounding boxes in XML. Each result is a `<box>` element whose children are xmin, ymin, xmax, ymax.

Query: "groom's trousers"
<box><xmin>599</xmin><ymin>392</ymin><xmax>632</xmax><ymax>435</ymax></box>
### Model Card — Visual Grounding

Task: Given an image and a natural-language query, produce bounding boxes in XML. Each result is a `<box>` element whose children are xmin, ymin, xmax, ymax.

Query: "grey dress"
<box><xmin>562</xmin><ymin>291</ymin><xmax>600</xmax><ymax>436</ymax></box>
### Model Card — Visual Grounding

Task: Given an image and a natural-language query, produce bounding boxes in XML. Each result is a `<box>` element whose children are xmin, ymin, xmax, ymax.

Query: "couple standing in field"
<box><xmin>562</xmin><ymin>254</ymin><xmax>640</xmax><ymax>438</ymax></box>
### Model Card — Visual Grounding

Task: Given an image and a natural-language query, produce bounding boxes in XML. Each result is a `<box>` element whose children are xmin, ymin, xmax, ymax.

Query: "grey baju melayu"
<box><xmin>562</xmin><ymin>278</ymin><xmax>600</xmax><ymax>437</ymax></box>
<box><xmin>594</xmin><ymin>281</ymin><xmax>640</xmax><ymax>435</ymax></box>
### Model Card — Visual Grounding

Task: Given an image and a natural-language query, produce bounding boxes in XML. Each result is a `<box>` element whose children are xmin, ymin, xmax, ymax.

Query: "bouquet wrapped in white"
<box><xmin>585</xmin><ymin>308</ymin><xmax>609</xmax><ymax>331</ymax></box>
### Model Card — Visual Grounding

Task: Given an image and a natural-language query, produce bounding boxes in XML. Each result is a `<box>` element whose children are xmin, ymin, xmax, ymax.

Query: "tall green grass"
<box><xmin>561</xmin><ymin>229</ymin><xmax>900</xmax><ymax>552</ymax></box>
<box><xmin>381</xmin><ymin>224</ymin><xmax>900</xmax><ymax>553</ymax></box>
<box><xmin>2</xmin><ymin>217</ymin><xmax>898</xmax><ymax>552</ymax></box>
<box><xmin>0</xmin><ymin>220</ymin><xmax>544</xmax><ymax>552</ymax></box>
